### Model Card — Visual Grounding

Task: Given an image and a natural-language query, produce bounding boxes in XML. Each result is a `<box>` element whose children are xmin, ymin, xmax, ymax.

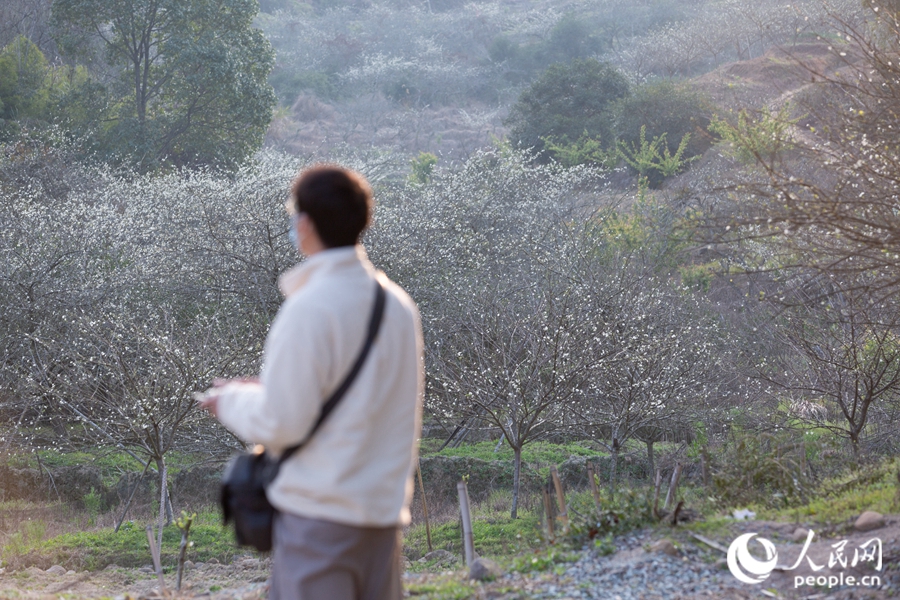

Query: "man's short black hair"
<box><xmin>291</xmin><ymin>165</ymin><xmax>373</xmax><ymax>248</ymax></box>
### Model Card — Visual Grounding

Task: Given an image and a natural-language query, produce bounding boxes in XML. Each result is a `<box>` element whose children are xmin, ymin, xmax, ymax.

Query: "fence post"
<box><xmin>587</xmin><ymin>463</ymin><xmax>601</xmax><ymax>511</ymax></box>
<box><xmin>542</xmin><ymin>484</ymin><xmax>555</xmax><ymax>542</ymax></box>
<box><xmin>664</xmin><ymin>463</ymin><xmax>683</xmax><ymax>510</ymax></box>
<box><xmin>653</xmin><ymin>468</ymin><xmax>663</xmax><ymax>519</ymax></box>
<box><xmin>550</xmin><ymin>465</ymin><xmax>569</xmax><ymax>533</ymax></box>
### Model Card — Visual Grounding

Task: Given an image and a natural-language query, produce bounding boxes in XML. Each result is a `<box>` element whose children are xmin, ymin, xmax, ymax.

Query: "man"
<box><xmin>200</xmin><ymin>165</ymin><xmax>423</xmax><ymax>600</ymax></box>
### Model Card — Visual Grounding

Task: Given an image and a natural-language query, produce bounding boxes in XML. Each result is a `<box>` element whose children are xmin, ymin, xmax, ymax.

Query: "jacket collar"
<box><xmin>278</xmin><ymin>245</ymin><xmax>371</xmax><ymax>298</ymax></box>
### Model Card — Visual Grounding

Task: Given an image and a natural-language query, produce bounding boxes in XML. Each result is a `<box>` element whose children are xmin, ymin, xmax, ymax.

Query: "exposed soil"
<box><xmin>1</xmin><ymin>516</ymin><xmax>896</xmax><ymax>599</ymax></box>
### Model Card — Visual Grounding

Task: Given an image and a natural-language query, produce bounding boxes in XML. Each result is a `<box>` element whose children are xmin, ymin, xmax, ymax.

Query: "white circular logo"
<box><xmin>727</xmin><ymin>533</ymin><xmax>778</xmax><ymax>585</ymax></box>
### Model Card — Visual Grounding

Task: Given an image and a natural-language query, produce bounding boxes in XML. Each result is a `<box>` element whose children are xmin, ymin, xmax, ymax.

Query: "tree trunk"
<box><xmin>608</xmin><ymin>439</ymin><xmax>619</xmax><ymax>498</ymax></box>
<box><xmin>156</xmin><ymin>457</ymin><xmax>167</xmax><ymax>552</ymax></box>
<box><xmin>511</xmin><ymin>445</ymin><xmax>522</xmax><ymax>519</ymax></box>
<box><xmin>645</xmin><ymin>440</ymin><xmax>655</xmax><ymax>480</ymax></box>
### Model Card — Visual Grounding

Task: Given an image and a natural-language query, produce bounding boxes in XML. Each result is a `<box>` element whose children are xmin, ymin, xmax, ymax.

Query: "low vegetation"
<box><xmin>1</xmin><ymin>438</ymin><xmax>896</xmax><ymax>581</ymax></box>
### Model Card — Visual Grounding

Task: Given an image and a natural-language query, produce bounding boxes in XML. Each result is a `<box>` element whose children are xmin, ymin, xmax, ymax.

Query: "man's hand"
<box><xmin>196</xmin><ymin>377</ymin><xmax>261</xmax><ymax>418</ymax></box>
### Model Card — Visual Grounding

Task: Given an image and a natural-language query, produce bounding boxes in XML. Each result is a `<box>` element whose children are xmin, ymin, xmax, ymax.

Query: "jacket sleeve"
<box><xmin>215</xmin><ymin>303</ymin><xmax>327</xmax><ymax>453</ymax></box>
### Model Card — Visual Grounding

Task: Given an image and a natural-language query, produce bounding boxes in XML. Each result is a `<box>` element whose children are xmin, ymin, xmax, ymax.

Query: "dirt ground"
<box><xmin>0</xmin><ymin>515</ymin><xmax>896</xmax><ymax>600</ymax></box>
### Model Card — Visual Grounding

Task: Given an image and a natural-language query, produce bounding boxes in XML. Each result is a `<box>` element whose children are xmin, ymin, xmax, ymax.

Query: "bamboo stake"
<box><xmin>550</xmin><ymin>466</ymin><xmax>568</xmax><ymax>533</ymax></box>
<box><xmin>652</xmin><ymin>468</ymin><xmax>663</xmax><ymax>519</ymax></box>
<box><xmin>457</xmin><ymin>481</ymin><xmax>475</xmax><ymax>568</ymax></box>
<box><xmin>145</xmin><ymin>525</ymin><xmax>166</xmax><ymax>591</ymax></box>
<box><xmin>416</xmin><ymin>459</ymin><xmax>432</xmax><ymax>553</ymax></box>
<box><xmin>156</xmin><ymin>463</ymin><xmax>167</xmax><ymax>552</ymax></box>
<box><xmin>587</xmin><ymin>463</ymin><xmax>601</xmax><ymax>511</ymax></box>
<box><xmin>663</xmin><ymin>463</ymin><xmax>683</xmax><ymax>510</ymax></box>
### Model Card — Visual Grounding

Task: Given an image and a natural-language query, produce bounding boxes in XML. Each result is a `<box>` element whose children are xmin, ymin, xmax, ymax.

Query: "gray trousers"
<box><xmin>269</xmin><ymin>512</ymin><xmax>402</xmax><ymax>600</ymax></box>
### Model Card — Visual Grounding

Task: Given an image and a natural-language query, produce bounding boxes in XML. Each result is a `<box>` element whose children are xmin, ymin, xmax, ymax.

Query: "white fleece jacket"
<box><xmin>215</xmin><ymin>246</ymin><xmax>423</xmax><ymax>527</ymax></box>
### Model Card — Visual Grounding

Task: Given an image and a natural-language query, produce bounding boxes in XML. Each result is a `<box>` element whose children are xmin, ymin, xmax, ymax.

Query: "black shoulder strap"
<box><xmin>276</xmin><ymin>278</ymin><xmax>386</xmax><ymax>467</ymax></box>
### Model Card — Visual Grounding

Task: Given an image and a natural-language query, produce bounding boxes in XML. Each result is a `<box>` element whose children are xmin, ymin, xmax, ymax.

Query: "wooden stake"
<box><xmin>457</xmin><ymin>481</ymin><xmax>475</xmax><ymax>568</ymax></box>
<box><xmin>652</xmin><ymin>468</ymin><xmax>663</xmax><ymax>520</ymax></box>
<box><xmin>550</xmin><ymin>466</ymin><xmax>568</xmax><ymax>533</ymax></box>
<box><xmin>145</xmin><ymin>524</ymin><xmax>166</xmax><ymax>592</ymax></box>
<box><xmin>587</xmin><ymin>463</ymin><xmax>601</xmax><ymax>511</ymax></box>
<box><xmin>541</xmin><ymin>485</ymin><xmax>555</xmax><ymax>542</ymax></box>
<box><xmin>416</xmin><ymin>459</ymin><xmax>432</xmax><ymax>553</ymax></box>
<box><xmin>663</xmin><ymin>463</ymin><xmax>683</xmax><ymax>510</ymax></box>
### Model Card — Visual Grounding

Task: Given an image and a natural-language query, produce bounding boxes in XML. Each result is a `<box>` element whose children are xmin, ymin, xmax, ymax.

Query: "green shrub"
<box><xmin>409</xmin><ymin>152</ymin><xmax>438</xmax><ymax>184</ymax></box>
<box><xmin>567</xmin><ymin>486</ymin><xmax>655</xmax><ymax>544</ymax></box>
<box><xmin>614</xmin><ymin>80</ymin><xmax>713</xmax><ymax>161</ymax></box>
<box><xmin>617</xmin><ymin>125</ymin><xmax>697</xmax><ymax>188</ymax></box>
<box><xmin>712</xmin><ymin>432</ymin><xmax>809</xmax><ymax>509</ymax></box>
<box><xmin>708</xmin><ymin>106</ymin><xmax>796</xmax><ymax>165</ymax></box>
<box><xmin>505</xmin><ymin>59</ymin><xmax>629</xmax><ymax>161</ymax></box>
<box><xmin>542</xmin><ymin>132</ymin><xmax>617</xmax><ymax>168</ymax></box>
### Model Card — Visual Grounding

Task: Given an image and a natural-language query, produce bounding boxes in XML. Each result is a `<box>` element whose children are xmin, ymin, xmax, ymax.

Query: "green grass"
<box><xmin>406</xmin><ymin>576</ymin><xmax>478</xmax><ymax>599</ymax></box>
<box><xmin>10</xmin><ymin>447</ymin><xmax>204</xmax><ymax>486</ymax></box>
<box><xmin>2</xmin><ymin>508</ymin><xmax>243</xmax><ymax>571</ymax></box>
<box><xmin>419</xmin><ymin>439</ymin><xmax>607</xmax><ymax>465</ymax></box>
<box><xmin>757</xmin><ymin>459</ymin><xmax>900</xmax><ymax>524</ymax></box>
<box><xmin>404</xmin><ymin>508</ymin><xmax>542</xmax><ymax>564</ymax></box>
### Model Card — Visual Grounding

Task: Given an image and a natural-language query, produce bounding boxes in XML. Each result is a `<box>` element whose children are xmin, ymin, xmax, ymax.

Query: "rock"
<box><xmin>139</xmin><ymin>565</ymin><xmax>154</xmax><ymax>573</ymax></box>
<box><xmin>732</xmin><ymin>509</ymin><xmax>756</xmax><ymax>520</ymax></box>
<box><xmin>46</xmin><ymin>565</ymin><xmax>66</xmax><ymax>575</ymax></box>
<box><xmin>420</xmin><ymin>549</ymin><xmax>456</xmax><ymax>565</ymax></box>
<box><xmin>236</xmin><ymin>558</ymin><xmax>260</xmax><ymax>569</ymax></box>
<box><xmin>792</xmin><ymin>527</ymin><xmax>810</xmax><ymax>542</ymax></box>
<box><xmin>66</xmin><ymin>570</ymin><xmax>75</xmax><ymax>576</ymax></box>
<box><xmin>183</xmin><ymin>561</ymin><xmax>194</xmax><ymax>570</ymax></box>
<box><xmin>855</xmin><ymin>511</ymin><xmax>885</xmax><ymax>532</ymax></box>
<box><xmin>649</xmin><ymin>539</ymin><xmax>678</xmax><ymax>556</ymax></box>
<box><xmin>469</xmin><ymin>557</ymin><xmax>504</xmax><ymax>581</ymax></box>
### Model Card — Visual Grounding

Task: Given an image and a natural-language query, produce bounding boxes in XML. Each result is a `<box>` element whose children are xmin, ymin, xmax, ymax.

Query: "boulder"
<box><xmin>469</xmin><ymin>557</ymin><xmax>504</xmax><ymax>581</ymax></box>
<box><xmin>854</xmin><ymin>511</ymin><xmax>885</xmax><ymax>532</ymax></box>
<box><xmin>792</xmin><ymin>527</ymin><xmax>810</xmax><ymax>543</ymax></box>
<box><xmin>46</xmin><ymin>565</ymin><xmax>66</xmax><ymax>575</ymax></box>
<box><xmin>649</xmin><ymin>539</ymin><xmax>678</xmax><ymax>556</ymax></box>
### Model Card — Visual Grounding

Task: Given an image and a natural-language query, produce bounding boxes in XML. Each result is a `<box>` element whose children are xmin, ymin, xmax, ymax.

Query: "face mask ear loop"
<box><xmin>289</xmin><ymin>213</ymin><xmax>301</xmax><ymax>252</ymax></box>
